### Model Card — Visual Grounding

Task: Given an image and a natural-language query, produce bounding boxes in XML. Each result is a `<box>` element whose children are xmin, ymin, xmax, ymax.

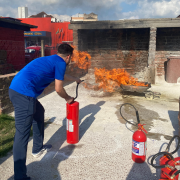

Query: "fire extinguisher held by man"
<box><xmin>8</xmin><ymin>43</ymin><xmax>83</xmax><ymax>180</ymax></box>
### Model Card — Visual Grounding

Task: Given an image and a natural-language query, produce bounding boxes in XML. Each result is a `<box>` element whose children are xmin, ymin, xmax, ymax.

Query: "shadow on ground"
<box><xmin>168</xmin><ymin>110</ymin><xmax>179</xmax><ymax>136</ymax></box>
<box><xmin>7</xmin><ymin>101</ymin><xmax>105</xmax><ymax>180</ymax></box>
<box><xmin>126</xmin><ymin>162</ymin><xmax>157</xmax><ymax>180</ymax></box>
<box><xmin>168</xmin><ymin>110</ymin><xmax>180</xmax><ymax>157</ymax></box>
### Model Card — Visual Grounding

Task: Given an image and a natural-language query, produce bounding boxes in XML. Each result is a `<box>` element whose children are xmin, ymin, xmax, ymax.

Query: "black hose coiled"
<box><xmin>120</xmin><ymin>103</ymin><xmax>140</xmax><ymax>126</ymax></box>
<box><xmin>150</xmin><ymin>135</ymin><xmax>180</xmax><ymax>169</ymax></box>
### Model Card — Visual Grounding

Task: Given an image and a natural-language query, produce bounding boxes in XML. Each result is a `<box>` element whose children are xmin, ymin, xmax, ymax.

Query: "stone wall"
<box><xmin>155</xmin><ymin>27</ymin><xmax>180</xmax><ymax>83</ymax></box>
<box><xmin>74</xmin><ymin>28</ymin><xmax>150</xmax><ymax>82</ymax></box>
<box><xmin>70</xmin><ymin>19</ymin><xmax>180</xmax><ymax>84</ymax></box>
<box><xmin>0</xmin><ymin>73</ymin><xmax>16</xmax><ymax>114</ymax></box>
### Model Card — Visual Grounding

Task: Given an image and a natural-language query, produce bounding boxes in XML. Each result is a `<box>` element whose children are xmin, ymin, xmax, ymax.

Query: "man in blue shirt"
<box><xmin>9</xmin><ymin>43</ymin><xmax>82</xmax><ymax>180</ymax></box>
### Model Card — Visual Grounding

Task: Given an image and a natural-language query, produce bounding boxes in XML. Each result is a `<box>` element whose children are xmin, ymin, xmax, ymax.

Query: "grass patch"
<box><xmin>0</xmin><ymin>114</ymin><xmax>15</xmax><ymax>158</ymax></box>
<box><xmin>0</xmin><ymin>114</ymin><xmax>33</xmax><ymax>158</ymax></box>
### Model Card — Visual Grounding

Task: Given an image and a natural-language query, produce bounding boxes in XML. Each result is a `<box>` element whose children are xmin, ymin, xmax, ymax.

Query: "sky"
<box><xmin>0</xmin><ymin>0</ymin><xmax>180</xmax><ymax>21</ymax></box>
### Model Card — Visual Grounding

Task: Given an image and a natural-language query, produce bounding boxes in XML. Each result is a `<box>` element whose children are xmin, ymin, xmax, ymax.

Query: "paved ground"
<box><xmin>1</xmin><ymin>78</ymin><xmax>180</xmax><ymax>180</ymax></box>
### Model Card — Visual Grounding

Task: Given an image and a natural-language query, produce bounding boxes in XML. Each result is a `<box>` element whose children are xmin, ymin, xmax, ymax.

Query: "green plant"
<box><xmin>0</xmin><ymin>114</ymin><xmax>33</xmax><ymax>158</ymax></box>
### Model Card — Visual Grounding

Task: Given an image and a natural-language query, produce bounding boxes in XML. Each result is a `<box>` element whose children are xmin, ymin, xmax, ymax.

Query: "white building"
<box><xmin>18</xmin><ymin>7</ymin><xmax>28</xmax><ymax>18</ymax></box>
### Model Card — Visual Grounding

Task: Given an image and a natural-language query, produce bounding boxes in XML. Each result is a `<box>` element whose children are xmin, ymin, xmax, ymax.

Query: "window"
<box><xmin>25</xmin><ymin>49</ymin><xmax>36</xmax><ymax>53</ymax></box>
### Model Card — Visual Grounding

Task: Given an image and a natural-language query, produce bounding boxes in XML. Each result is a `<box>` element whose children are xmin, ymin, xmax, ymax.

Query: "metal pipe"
<box><xmin>41</xmin><ymin>40</ymin><xmax>44</xmax><ymax>57</ymax></box>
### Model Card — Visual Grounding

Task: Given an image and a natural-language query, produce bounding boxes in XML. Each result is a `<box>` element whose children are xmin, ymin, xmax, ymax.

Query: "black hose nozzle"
<box><xmin>119</xmin><ymin>103</ymin><xmax>140</xmax><ymax>126</ymax></box>
<box><xmin>74</xmin><ymin>80</ymin><xmax>84</xmax><ymax>100</ymax></box>
<box><xmin>136</xmin><ymin>110</ymin><xmax>140</xmax><ymax>124</ymax></box>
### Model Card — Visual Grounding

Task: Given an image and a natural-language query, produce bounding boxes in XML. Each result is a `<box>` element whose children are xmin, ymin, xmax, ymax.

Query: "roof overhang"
<box><xmin>69</xmin><ymin>18</ymin><xmax>180</xmax><ymax>30</ymax></box>
<box><xmin>0</xmin><ymin>18</ymin><xmax>37</xmax><ymax>31</ymax></box>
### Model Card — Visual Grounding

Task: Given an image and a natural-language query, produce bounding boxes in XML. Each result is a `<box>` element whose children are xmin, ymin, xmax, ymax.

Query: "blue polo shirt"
<box><xmin>9</xmin><ymin>54</ymin><xmax>66</xmax><ymax>98</ymax></box>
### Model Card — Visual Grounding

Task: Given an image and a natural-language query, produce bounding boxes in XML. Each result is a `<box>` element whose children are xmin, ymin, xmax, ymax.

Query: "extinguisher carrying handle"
<box><xmin>150</xmin><ymin>151</ymin><xmax>174</xmax><ymax>169</ymax></box>
<box><xmin>138</xmin><ymin>124</ymin><xmax>147</xmax><ymax>134</ymax></box>
<box><xmin>119</xmin><ymin>103</ymin><xmax>140</xmax><ymax>126</ymax></box>
<box><xmin>74</xmin><ymin>80</ymin><xmax>84</xmax><ymax>100</ymax></box>
<box><xmin>165</xmin><ymin>135</ymin><xmax>180</xmax><ymax>155</ymax></box>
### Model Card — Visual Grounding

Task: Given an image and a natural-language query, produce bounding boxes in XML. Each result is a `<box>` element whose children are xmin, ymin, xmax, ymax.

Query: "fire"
<box><xmin>70</xmin><ymin>46</ymin><xmax>147</xmax><ymax>92</ymax></box>
<box><xmin>71</xmin><ymin>46</ymin><xmax>91</xmax><ymax>70</ymax></box>
<box><xmin>87</xmin><ymin>67</ymin><xmax>148</xmax><ymax>92</ymax></box>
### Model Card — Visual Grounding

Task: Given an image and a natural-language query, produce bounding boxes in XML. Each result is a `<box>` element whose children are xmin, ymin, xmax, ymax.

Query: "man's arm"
<box><xmin>55</xmin><ymin>79</ymin><xmax>74</xmax><ymax>104</ymax></box>
<box><xmin>64</xmin><ymin>74</ymin><xmax>82</xmax><ymax>83</ymax></box>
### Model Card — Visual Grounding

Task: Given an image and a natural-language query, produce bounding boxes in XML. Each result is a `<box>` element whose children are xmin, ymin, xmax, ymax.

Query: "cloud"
<box><xmin>0</xmin><ymin>0</ymin><xmax>180</xmax><ymax>20</ymax></box>
<box><xmin>129</xmin><ymin>15</ymin><xmax>139</xmax><ymax>19</ymax></box>
<box><xmin>52</xmin><ymin>14</ymin><xmax>71</xmax><ymax>22</ymax></box>
<box><xmin>0</xmin><ymin>0</ymin><xmax>123</xmax><ymax>20</ymax></box>
<box><xmin>121</xmin><ymin>0</ymin><xmax>180</xmax><ymax>19</ymax></box>
<box><xmin>0</xmin><ymin>6</ymin><xmax>17</xmax><ymax>17</ymax></box>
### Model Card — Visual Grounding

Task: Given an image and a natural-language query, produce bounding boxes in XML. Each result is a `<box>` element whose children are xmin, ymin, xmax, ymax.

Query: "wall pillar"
<box><xmin>41</xmin><ymin>40</ymin><xmax>44</xmax><ymax>57</ymax></box>
<box><xmin>73</xmin><ymin>30</ymin><xmax>78</xmax><ymax>49</ymax></box>
<box><xmin>147</xmin><ymin>27</ymin><xmax>157</xmax><ymax>84</ymax></box>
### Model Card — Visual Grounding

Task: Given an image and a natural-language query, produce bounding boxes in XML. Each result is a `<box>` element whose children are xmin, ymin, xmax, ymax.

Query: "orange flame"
<box><xmin>70</xmin><ymin>46</ymin><xmax>147</xmax><ymax>92</ymax></box>
<box><xmin>71</xmin><ymin>46</ymin><xmax>91</xmax><ymax>70</ymax></box>
<box><xmin>85</xmin><ymin>67</ymin><xmax>148</xmax><ymax>92</ymax></box>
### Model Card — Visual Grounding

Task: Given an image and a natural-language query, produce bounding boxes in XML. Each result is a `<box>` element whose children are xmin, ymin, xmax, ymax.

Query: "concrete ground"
<box><xmin>1</xmin><ymin>78</ymin><xmax>180</xmax><ymax>180</ymax></box>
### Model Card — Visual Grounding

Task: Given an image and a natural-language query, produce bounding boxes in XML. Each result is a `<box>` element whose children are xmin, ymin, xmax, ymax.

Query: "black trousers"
<box><xmin>9</xmin><ymin>89</ymin><xmax>45</xmax><ymax>180</ymax></box>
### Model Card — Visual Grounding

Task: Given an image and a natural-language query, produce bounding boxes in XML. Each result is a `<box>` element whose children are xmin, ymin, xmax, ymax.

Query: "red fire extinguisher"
<box><xmin>66</xmin><ymin>81</ymin><xmax>83</xmax><ymax>144</ymax></box>
<box><xmin>120</xmin><ymin>103</ymin><xmax>147</xmax><ymax>163</ymax></box>
<box><xmin>151</xmin><ymin>135</ymin><xmax>180</xmax><ymax>180</ymax></box>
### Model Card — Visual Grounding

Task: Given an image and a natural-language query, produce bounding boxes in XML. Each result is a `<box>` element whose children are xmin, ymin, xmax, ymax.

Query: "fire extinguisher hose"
<box><xmin>150</xmin><ymin>151</ymin><xmax>174</xmax><ymax>169</ymax></box>
<box><xmin>74</xmin><ymin>80</ymin><xmax>84</xmax><ymax>101</ymax></box>
<box><xmin>165</xmin><ymin>135</ymin><xmax>180</xmax><ymax>155</ymax></box>
<box><xmin>119</xmin><ymin>103</ymin><xmax>140</xmax><ymax>126</ymax></box>
<box><xmin>150</xmin><ymin>135</ymin><xmax>180</xmax><ymax>169</ymax></box>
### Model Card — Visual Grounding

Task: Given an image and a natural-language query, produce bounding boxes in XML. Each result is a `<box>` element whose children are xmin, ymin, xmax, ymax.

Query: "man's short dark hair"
<box><xmin>57</xmin><ymin>43</ymin><xmax>74</xmax><ymax>56</ymax></box>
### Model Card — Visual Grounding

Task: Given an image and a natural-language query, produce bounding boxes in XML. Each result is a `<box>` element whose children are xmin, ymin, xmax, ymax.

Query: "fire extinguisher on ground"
<box><xmin>151</xmin><ymin>135</ymin><xmax>180</xmax><ymax>180</ymax></box>
<box><xmin>120</xmin><ymin>103</ymin><xmax>147</xmax><ymax>163</ymax></box>
<box><xmin>66</xmin><ymin>81</ymin><xmax>83</xmax><ymax>144</ymax></box>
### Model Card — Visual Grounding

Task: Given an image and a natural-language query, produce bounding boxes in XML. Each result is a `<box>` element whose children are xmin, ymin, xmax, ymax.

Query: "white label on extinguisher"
<box><xmin>69</xmin><ymin>125</ymin><xmax>74</xmax><ymax>132</ymax></box>
<box><xmin>69</xmin><ymin>120</ymin><xmax>74</xmax><ymax>132</ymax></box>
<box><xmin>132</xmin><ymin>140</ymin><xmax>146</xmax><ymax>156</ymax></box>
